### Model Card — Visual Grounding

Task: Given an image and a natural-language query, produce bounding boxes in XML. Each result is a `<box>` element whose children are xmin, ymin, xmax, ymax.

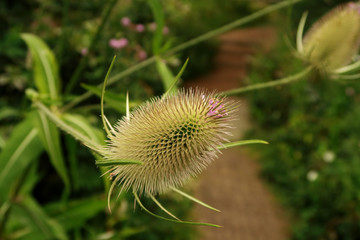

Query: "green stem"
<box><xmin>34</xmin><ymin>101</ymin><xmax>104</xmax><ymax>153</ymax></box>
<box><xmin>164</xmin><ymin>0</ymin><xmax>303</xmax><ymax>57</ymax></box>
<box><xmin>65</xmin><ymin>0</ymin><xmax>118</xmax><ymax>94</ymax></box>
<box><xmin>222</xmin><ymin>66</ymin><xmax>313</xmax><ymax>96</ymax></box>
<box><xmin>56</xmin><ymin>0</ymin><xmax>70</xmax><ymax>66</ymax></box>
<box><xmin>62</xmin><ymin>0</ymin><xmax>303</xmax><ymax>111</ymax></box>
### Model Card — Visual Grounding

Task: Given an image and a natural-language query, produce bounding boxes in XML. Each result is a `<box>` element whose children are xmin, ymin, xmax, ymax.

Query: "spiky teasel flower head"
<box><xmin>298</xmin><ymin>2</ymin><xmax>360</xmax><ymax>72</ymax></box>
<box><xmin>104</xmin><ymin>88</ymin><xmax>237</xmax><ymax>196</ymax></box>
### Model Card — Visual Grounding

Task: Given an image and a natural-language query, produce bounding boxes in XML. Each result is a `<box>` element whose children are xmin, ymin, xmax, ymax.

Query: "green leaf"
<box><xmin>44</xmin><ymin>197</ymin><xmax>105</xmax><ymax>231</ymax></box>
<box><xmin>21</xmin><ymin>33</ymin><xmax>61</xmax><ymax>102</ymax></box>
<box><xmin>148</xmin><ymin>0</ymin><xmax>165</xmax><ymax>54</ymax></box>
<box><xmin>155</xmin><ymin>57</ymin><xmax>177</xmax><ymax>93</ymax></box>
<box><xmin>33</xmin><ymin>111</ymin><xmax>70</xmax><ymax>194</ymax></box>
<box><xmin>0</xmin><ymin>115</ymin><xmax>43</xmax><ymax>201</ymax></box>
<box><xmin>82</xmin><ymin>84</ymin><xmax>139</xmax><ymax>113</ymax></box>
<box><xmin>12</xmin><ymin>197</ymin><xmax>68</xmax><ymax>240</ymax></box>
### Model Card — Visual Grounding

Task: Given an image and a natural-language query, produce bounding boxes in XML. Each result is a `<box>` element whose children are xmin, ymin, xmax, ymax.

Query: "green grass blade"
<box><xmin>33</xmin><ymin>111</ymin><xmax>70</xmax><ymax>194</ymax></box>
<box><xmin>18</xmin><ymin>197</ymin><xmax>68</xmax><ymax>240</ymax></box>
<box><xmin>21</xmin><ymin>33</ymin><xmax>60</xmax><ymax>102</ymax></box>
<box><xmin>148</xmin><ymin>0</ymin><xmax>165</xmax><ymax>54</ymax></box>
<box><xmin>155</xmin><ymin>57</ymin><xmax>176</xmax><ymax>94</ymax></box>
<box><xmin>217</xmin><ymin>139</ymin><xmax>269</xmax><ymax>150</ymax></box>
<box><xmin>101</xmin><ymin>55</ymin><xmax>117</xmax><ymax>137</ymax></box>
<box><xmin>95</xmin><ymin>159</ymin><xmax>143</xmax><ymax>166</ymax></box>
<box><xmin>162</xmin><ymin>58</ymin><xmax>189</xmax><ymax>99</ymax></box>
<box><xmin>171</xmin><ymin>187</ymin><xmax>220</xmax><ymax>212</ymax></box>
<box><xmin>0</xmin><ymin>115</ymin><xmax>43</xmax><ymax>200</ymax></box>
<box><xmin>133</xmin><ymin>191</ymin><xmax>221</xmax><ymax>227</ymax></box>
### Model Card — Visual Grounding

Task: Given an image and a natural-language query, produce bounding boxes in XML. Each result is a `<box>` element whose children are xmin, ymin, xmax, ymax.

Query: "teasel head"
<box><xmin>297</xmin><ymin>2</ymin><xmax>360</xmax><ymax>74</ymax></box>
<box><xmin>104</xmin><ymin>88</ymin><xmax>237</xmax><ymax>197</ymax></box>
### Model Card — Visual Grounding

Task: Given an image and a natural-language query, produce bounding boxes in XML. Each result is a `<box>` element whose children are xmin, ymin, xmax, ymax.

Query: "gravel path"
<box><xmin>185</xmin><ymin>28</ymin><xmax>289</xmax><ymax>240</ymax></box>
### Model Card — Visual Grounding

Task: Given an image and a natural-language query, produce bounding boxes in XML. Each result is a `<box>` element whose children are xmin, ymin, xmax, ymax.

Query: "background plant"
<box><xmin>2</xmin><ymin>0</ymin><xmax>358</xmax><ymax>239</ymax></box>
<box><xmin>245</xmin><ymin>2</ymin><xmax>360</xmax><ymax>237</ymax></box>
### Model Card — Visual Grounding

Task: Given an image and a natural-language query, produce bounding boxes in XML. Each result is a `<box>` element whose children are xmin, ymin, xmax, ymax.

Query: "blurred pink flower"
<box><xmin>137</xmin><ymin>50</ymin><xmax>147</xmax><ymax>60</ymax></box>
<box><xmin>162</xmin><ymin>26</ymin><xmax>169</xmax><ymax>35</ymax></box>
<box><xmin>121</xmin><ymin>17</ymin><xmax>131</xmax><ymax>26</ymax></box>
<box><xmin>109</xmin><ymin>38</ymin><xmax>128</xmax><ymax>49</ymax></box>
<box><xmin>81</xmin><ymin>48</ymin><xmax>88</xmax><ymax>56</ymax></box>
<box><xmin>136</xmin><ymin>24</ymin><xmax>145</xmax><ymax>32</ymax></box>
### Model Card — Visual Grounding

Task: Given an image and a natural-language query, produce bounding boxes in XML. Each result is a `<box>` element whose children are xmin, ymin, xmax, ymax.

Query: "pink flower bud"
<box><xmin>81</xmin><ymin>48</ymin><xmax>88</xmax><ymax>56</ymax></box>
<box><xmin>109</xmin><ymin>38</ymin><xmax>128</xmax><ymax>49</ymax></box>
<box><xmin>162</xmin><ymin>26</ymin><xmax>169</xmax><ymax>35</ymax></box>
<box><xmin>121</xmin><ymin>17</ymin><xmax>131</xmax><ymax>26</ymax></box>
<box><xmin>136</xmin><ymin>24</ymin><xmax>145</xmax><ymax>32</ymax></box>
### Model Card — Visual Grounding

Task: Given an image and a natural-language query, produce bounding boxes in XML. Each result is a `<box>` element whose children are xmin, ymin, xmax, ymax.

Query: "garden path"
<box><xmin>185</xmin><ymin>28</ymin><xmax>289</xmax><ymax>240</ymax></box>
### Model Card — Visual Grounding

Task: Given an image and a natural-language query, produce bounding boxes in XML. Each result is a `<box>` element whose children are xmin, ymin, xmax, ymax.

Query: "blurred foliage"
<box><xmin>3</xmin><ymin>0</ymin><xmax>357</xmax><ymax>239</ymax></box>
<box><xmin>0</xmin><ymin>0</ymin><xmax>254</xmax><ymax>238</ymax></box>
<box><xmin>247</xmin><ymin>22</ymin><xmax>360</xmax><ymax>239</ymax></box>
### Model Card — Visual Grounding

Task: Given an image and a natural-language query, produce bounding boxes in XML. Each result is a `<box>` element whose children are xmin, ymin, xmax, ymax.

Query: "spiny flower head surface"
<box><xmin>302</xmin><ymin>2</ymin><xmax>360</xmax><ymax>71</ymax></box>
<box><xmin>105</xmin><ymin>88</ymin><xmax>237</xmax><ymax>196</ymax></box>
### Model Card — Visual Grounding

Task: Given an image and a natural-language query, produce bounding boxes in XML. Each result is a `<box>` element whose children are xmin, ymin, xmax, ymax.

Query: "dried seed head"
<box><xmin>303</xmin><ymin>2</ymin><xmax>360</xmax><ymax>71</ymax></box>
<box><xmin>105</xmin><ymin>88</ymin><xmax>237</xmax><ymax>196</ymax></box>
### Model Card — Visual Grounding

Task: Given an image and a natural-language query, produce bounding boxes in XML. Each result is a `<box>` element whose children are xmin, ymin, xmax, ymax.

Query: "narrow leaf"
<box><xmin>96</xmin><ymin>159</ymin><xmax>143</xmax><ymax>166</ymax></box>
<box><xmin>149</xmin><ymin>194</ymin><xmax>181</xmax><ymax>221</ymax></box>
<box><xmin>133</xmin><ymin>191</ymin><xmax>221</xmax><ymax>227</ymax></box>
<box><xmin>18</xmin><ymin>197</ymin><xmax>68</xmax><ymax>240</ymax></box>
<box><xmin>171</xmin><ymin>187</ymin><xmax>220</xmax><ymax>212</ymax></box>
<box><xmin>0</xmin><ymin>115</ymin><xmax>43</xmax><ymax>201</ymax></box>
<box><xmin>217</xmin><ymin>139</ymin><xmax>269</xmax><ymax>150</ymax></box>
<box><xmin>162</xmin><ymin>58</ymin><xmax>189</xmax><ymax>98</ymax></box>
<box><xmin>21</xmin><ymin>33</ymin><xmax>60</xmax><ymax>102</ymax></box>
<box><xmin>101</xmin><ymin>55</ymin><xmax>116</xmax><ymax>137</ymax></box>
<box><xmin>155</xmin><ymin>57</ymin><xmax>176</xmax><ymax>94</ymax></box>
<box><xmin>33</xmin><ymin>111</ymin><xmax>70</xmax><ymax>193</ymax></box>
<box><xmin>148</xmin><ymin>0</ymin><xmax>165</xmax><ymax>54</ymax></box>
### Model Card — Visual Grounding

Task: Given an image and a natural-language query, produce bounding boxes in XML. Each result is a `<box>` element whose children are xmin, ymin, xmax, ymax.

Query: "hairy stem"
<box><xmin>34</xmin><ymin>101</ymin><xmax>104</xmax><ymax>153</ymax></box>
<box><xmin>222</xmin><ymin>66</ymin><xmax>313</xmax><ymax>96</ymax></box>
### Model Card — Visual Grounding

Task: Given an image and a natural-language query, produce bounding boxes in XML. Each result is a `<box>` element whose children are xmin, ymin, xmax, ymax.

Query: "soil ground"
<box><xmin>185</xmin><ymin>28</ymin><xmax>290</xmax><ymax>240</ymax></box>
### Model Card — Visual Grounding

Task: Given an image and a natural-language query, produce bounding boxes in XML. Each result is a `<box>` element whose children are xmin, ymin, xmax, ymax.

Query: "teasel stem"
<box><xmin>222</xmin><ymin>66</ymin><xmax>314</xmax><ymax>96</ymax></box>
<box><xmin>62</xmin><ymin>0</ymin><xmax>303</xmax><ymax>111</ymax></box>
<box><xmin>33</xmin><ymin>100</ymin><xmax>104</xmax><ymax>153</ymax></box>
